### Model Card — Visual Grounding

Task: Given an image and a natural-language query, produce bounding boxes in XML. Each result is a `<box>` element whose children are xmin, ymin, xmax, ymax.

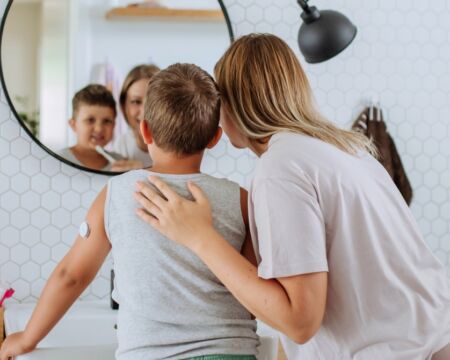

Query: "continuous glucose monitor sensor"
<box><xmin>79</xmin><ymin>221</ymin><xmax>91</xmax><ymax>239</ymax></box>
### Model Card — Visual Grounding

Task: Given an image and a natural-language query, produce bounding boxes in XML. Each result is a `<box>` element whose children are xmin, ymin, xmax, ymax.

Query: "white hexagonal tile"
<box><xmin>51</xmin><ymin>208</ymin><xmax>71</xmax><ymax>229</ymax></box>
<box><xmin>209</xmin><ymin>138</ymin><xmax>227</xmax><ymax>158</ymax></box>
<box><xmin>424</xmin><ymin>203</ymin><xmax>439</xmax><ymax>221</ymax></box>
<box><xmin>51</xmin><ymin>174</ymin><xmax>71</xmax><ymax>194</ymax></box>
<box><xmin>30</xmin><ymin>142</ymin><xmax>47</xmax><ymax>159</ymax></box>
<box><xmin>71</xmin><ymin>208</ymin><xmax>87</xmax><ymax>226</ymax></box>
<box><xmin>10</xmin><ymin>209</ymin><xmax>30</xmax><ymax>229</ymax></box>
<box><xmin>217</xmin><ymin>156</ymin><xmax>236</xmax><ymax>175</ymax></box>
<box><xmin>11</xmin><ymin>244</ymin><xmax>30</xmax><ymax>265</ymax></box>
<box><xmin>20</xmin><ymin>226</ymin><xmax>40</xmax><ymax>248</ymax></box>
<box><xmin>10</xmin><ymin>138</ymin><xmax>30</xmax><ymax>159</ymax></box>
<box><xmin>20</xmin><ymin>191</ymin><xmax>40</xmax><ymax>212</ymax></box>
<box><xmin>0</xmin><ymin>121</ymin><xmax>20</xmax><ymax>141</ymax></box>
<box><xmin>71</xmin><ymin>173</ymin><xmax>91</xmax><ymax>193</ymax></box>
<box><xmin>61</xmin><ymin>191</ymin><xmax>81</xmax><ymax>211</ymax></box>
<box><xmin>11</xmin><ymin>279</ymin><xmax>30</xmax><ymax>301</ymax></box>
<box><xmin>91</xmin><ymin>277</ymin><xmax>110</xmax><ymax>298</ymax></box>
<box><xmin>41</xmin><ymin>261</ymin><xmax>57</xmax><ymax>279</ymax></box>
<box><xmin>30</xmin><ymin>209</ymin><xmax>51</xmax><ymax>229</ymax></box>
<box><xmin>1</xmin><ymin>262</ymin><xmax>20</xmax><ymax>282</ymax></box>
<box><xmin>41</xmin><ymin>157</ymin><xmax>60</xmax><ymax>177</ymax></box>
<box><xmin>431</xmin><ymin>187</ymin><xmax>447</xmax><ymax>204</ymax></box>
<box><xmin>20</xmin><ymin>262</ymin><xmax>40</xmax><ymax>282</ymax></box>
<box><xmin>61</xmin><ymin>162</ymin><xmax>80</xmax><ymax>177</ymax></box>
<box><xmin>51</xmin><ymin>243</ymin><xmax>69</xmax><ymax>262</ymax></box>
<box><xmin>0</xmin><ymin>173</ymin><xmax>9</xmax><ymax>193</ymax></box>
<box><xmin>62</xmin><ymin>225</ymin><xmax>77</xmax><ymax>246</ymax></box>
<box><xmin>31</xmin><ymin>173</ymin><xmax>50</xmax><ymax>193</ymax></box>
<box><xmin>423</xmin><ymin>171</ymin><xmax>439</xmax><ymax>188</ymax></box>
<box><xmin>10</xmin><ymin>173</ymin><xmax>30</xmax><ymax>194</ymax></box>
<box><xmin>42</xmin><ymin>191</ymin><xmax>61</xmax><ymax>211</ymax></box>
<box><xmin>0</xmin><ymin>244</ymin><xmax>9</xmax><ymax>264</ymax></box>
<box><xmin>432</xmin><ymin>219</ymin><xmax>447</xmax><ymax>237</ymax></box>
<box><xmin>1</xmin><ymin>226</ymin><xmax>20</xmax><ymax>248</ymax></box>
<box><xmin>42</xmin><ymin>226</ymin><xmax>61</xmax><ymax>247</ymax></box>
<box><xmin>20</xmin><ymin>155</ymin><xmax>40</xmax><ymax>176</ymax></box>
<box><xmin>415</xmin><ymin>155</ymin><xmax>431</xmax><ymax>172</ymax></box>
<box><xmin>31</xmin><ymin>243</ymin><xmax>51</xmax><ymax>264</ymax></box>
<box><xmin>0</xmin><ymin>208</ymin><xmax>9</xmax><ymax>230</ymax></box>
<box><xmin>1</xmin><ymin>191</ymin><xmax>20</xmax><ymax>211</ymax></box>
<box><xmin>1</xmin><ymin>155</ymin><xmax>20</xmax><ymax>176</ymax></box>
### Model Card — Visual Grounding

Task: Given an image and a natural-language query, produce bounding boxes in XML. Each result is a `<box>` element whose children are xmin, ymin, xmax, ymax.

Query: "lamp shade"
<box><xmin>298</xmin><ymin>9</ymin><xmax>357</xmax><ymax>64</ymax></box>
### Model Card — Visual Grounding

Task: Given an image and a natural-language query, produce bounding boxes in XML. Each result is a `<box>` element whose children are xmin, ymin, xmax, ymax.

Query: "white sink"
<box><xmin>5</xmin><ymin>301</ymin><xmax>278</xmax><ymax>360</ymax></box>
<box><xmin>4</xmin><ymin>301</ymin><xmax>117</xmax><ymax>360</ymax></box>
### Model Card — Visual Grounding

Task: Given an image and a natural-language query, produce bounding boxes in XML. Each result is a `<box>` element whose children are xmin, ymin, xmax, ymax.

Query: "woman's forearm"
<box><xmin>22</xmin><ymin>259</ymin><xmax>92</xmax><ymax>349</ymax></box>
<box><xmin>192</xmin><ymin>229</ymin><xmax>307</xmax><ymax>338</ymax></box>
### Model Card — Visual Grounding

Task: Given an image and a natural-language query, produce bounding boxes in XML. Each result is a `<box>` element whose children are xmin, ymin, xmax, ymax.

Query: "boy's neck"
<box><xmin>149</xmin><ymin>150</ymin><xmax>203</xmax><ymax>175</ymax></box>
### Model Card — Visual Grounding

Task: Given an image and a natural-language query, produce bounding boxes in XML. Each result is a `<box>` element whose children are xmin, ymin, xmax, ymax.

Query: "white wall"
<box><xmin>0</xmin><ymin>0</ymin><xmax>449</xmax><ymax>303</ymax></box>
<box><xmin>2</xmin><ymin>2</ymin><xmax>40</xmax><ymax>116</ymax></box>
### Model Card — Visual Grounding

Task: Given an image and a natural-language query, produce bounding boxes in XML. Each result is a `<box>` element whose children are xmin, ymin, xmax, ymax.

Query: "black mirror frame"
<box><xmin>0</xmin><ymin>0</ymin><xmax>235</xmax><ymax>176</ymax></box>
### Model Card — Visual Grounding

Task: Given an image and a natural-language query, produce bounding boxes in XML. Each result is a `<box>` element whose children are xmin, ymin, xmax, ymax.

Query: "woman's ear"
<box><xmin>140</xmin><ymin>120</ymin><xmax>153</xmax><ymax>144</ymax></box>
<box><xmin>206</xmin><ymin>127</ymin><xmax>223</xmax><ymax>149</ymax></box>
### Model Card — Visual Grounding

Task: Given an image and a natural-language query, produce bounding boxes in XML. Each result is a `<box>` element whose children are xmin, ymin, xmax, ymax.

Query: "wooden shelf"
<box><xmin>106</xmin><ymin>7</ymin><xmax>225</xmax><ymax>21</ymax></box>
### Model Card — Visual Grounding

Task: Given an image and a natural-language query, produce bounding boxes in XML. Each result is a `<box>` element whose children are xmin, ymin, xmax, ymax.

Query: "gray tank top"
<box><xmin>105</xmin><ymin>170</ymin><xmax>259</xmax><ymax>360</ymax></box>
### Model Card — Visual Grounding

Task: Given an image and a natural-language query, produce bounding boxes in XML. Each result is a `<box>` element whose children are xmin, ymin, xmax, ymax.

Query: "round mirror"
<box><xmin>0</xmin><ymin>0</ymin><xmax>233</xmax><ymax>175</ymax></box>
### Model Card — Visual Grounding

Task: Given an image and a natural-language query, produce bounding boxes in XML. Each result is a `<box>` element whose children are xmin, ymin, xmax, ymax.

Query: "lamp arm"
<box><xmin>297</xmin><ymin>0</ymin><xmax>311</xmax><ymax>13</ymax></box>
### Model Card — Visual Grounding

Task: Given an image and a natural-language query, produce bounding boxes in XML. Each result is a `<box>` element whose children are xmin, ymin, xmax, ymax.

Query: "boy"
<box><xmin>59</xmin><ymin>84</ymin><xmax>124</xmax><ymax>171</ymax></box>
<box><xmin>0</xmin><ymin>64</ymin><xmax>259</xmax><ymax>360</ymax></box>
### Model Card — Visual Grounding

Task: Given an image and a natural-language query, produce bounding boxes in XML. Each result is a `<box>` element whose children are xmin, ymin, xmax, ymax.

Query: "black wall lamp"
<box><xmin>297</xmin><ymin>0</ymin><xmax>357</xmax><ymax>63</ymax></box>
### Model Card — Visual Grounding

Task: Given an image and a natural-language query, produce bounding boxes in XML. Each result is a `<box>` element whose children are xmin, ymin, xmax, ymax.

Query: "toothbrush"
<box><xmin>95</xmin><ymin>145</ymin><xmax>117</xmax><ymax>163</ymax></box>
<box><xmin>0</xmin><ymin>288</ymin><xmax>14</xmax><ymax>307</ymax></box>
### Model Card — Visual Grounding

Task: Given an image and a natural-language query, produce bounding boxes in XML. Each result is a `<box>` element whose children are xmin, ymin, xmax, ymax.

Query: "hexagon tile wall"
<box><xmin>1</xmin><ymin>0</ymin><xmax>450</xmax><ymax>302</ymax></box>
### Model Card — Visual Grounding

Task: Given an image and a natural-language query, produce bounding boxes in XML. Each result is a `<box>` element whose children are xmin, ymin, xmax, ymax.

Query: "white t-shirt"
<box><xmin>248</xmin><ymin>132</ymin><xmax>450</xmax><ymax>360</ymax></box>
<box><xmin>113</xmin><ymin>130</ymin><xmax>153</xmax><ymax>168</ymax></box>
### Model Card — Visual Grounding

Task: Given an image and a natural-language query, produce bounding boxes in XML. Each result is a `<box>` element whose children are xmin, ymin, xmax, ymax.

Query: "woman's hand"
<box><xmin>0</xmin><ymin>332</ymin><xmax>35</xmax><ymax>360</ymax></box>
<box><xmin>111</xmin><ymin>160</ymin><xmax>144</xmax><ymax>172</ymax></box>
<box><xmin>134</xmin><ymin>176</ymin><xmax>216</xmax><ymax>251</ymax></box>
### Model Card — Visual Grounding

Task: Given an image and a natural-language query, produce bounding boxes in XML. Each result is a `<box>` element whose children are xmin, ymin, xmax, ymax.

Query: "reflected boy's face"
<box><xmin>70</xmin><ymin>104</ymin><xmax>116</xmax><ymax>149</ymax></box>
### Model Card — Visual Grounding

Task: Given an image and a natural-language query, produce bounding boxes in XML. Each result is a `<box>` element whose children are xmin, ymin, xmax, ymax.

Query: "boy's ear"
<box><xmin>206</xmin><ymin>127</ymin><xmax>223</xmax><ymax>149</ymax></box>
<box><xmin>139</xmin><ymin>120</ymin><xmax>153</xmax><ymax>144</ymax></box>
<box><xmin>69</xmin><ymin>118</ymin><xmax>76</xmax><ymax>131</ymax></box>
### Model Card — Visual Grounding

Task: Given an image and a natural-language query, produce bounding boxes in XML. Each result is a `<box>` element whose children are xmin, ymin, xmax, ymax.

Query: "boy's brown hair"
<box><xmin>144</xmin><ymin>63</ymin><xmax>220</xmax><ymax>155</ymax></box>
<box><xmin>72</xmin><ymin>84</ymin><xmax>117</xmax><ymax>118</ymax></box>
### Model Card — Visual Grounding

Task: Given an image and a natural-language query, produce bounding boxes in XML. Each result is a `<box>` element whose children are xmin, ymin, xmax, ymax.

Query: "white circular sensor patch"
<box><xmin>79</xmin><ymin>221</ymin><xmax>91</xmax><ymax>239</ymax></box>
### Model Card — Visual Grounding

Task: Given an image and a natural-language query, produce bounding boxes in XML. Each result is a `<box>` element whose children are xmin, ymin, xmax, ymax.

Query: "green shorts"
<box><xmin>186</xmin><ymin>356</ymin><xmax>256</xmax><ymax>360</ymax></box>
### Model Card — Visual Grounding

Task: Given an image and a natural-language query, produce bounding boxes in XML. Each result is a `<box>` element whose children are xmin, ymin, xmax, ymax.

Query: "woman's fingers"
<box><xmin>135</xmin><ymin>208</ymin><xmax>161</xmax><ymax>230</ymax></box>
<box><xmin>148</xmin><ymin>176</ymin><xmax>180</xmax><ymax>202</ymax></box>
<box><xmin>133</xmin><ymin>192</ymin><xmax>163</xmax><ymax>218</ymax></box>
<box><xmin>136</xmin><ymin>181</ymin><xmax>167</xmax><ymax>209</ymax></box>
<box><xmin>187</xmin><ymin>181</ymin><xmax>208</xmax><ymax>205</ymax></box>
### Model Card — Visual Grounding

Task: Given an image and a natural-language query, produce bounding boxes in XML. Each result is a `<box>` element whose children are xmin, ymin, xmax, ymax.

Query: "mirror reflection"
<box><xmin>1</xmin><ymin>0</ymin><xmax>231</xmax><ymax>173</ymax></box>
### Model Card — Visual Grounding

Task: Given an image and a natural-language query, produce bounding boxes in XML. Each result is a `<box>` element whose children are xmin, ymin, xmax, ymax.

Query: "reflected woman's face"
<box><xmin>124</xmin><ymin>78</ymin><xmax>150</xmax><ymax>151</ymax></box>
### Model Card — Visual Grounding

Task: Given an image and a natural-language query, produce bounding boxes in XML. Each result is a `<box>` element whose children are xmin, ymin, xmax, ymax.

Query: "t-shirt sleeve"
<box><xmin>252</xmin><ymin>177</ymin><xmax>328</xmax><ymax>279</ymax></box>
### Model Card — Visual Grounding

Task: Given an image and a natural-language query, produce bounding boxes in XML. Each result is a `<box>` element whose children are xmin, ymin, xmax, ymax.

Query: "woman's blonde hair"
<box><xmin>214</xmin><ymin>33</ymin><xmax>377</xmax><ymax>156</ymax></box>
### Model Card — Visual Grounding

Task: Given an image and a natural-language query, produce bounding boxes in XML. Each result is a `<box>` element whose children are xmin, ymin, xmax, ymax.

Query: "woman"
<box><xmin>112</xmin><ymin>64</ymin><xmax>160</xmax><ymax>171</ymax></box>
<box><xmin>134</xmin><ymin>34</ymin><xmax>450</xmax><ymax>359</ymax></box>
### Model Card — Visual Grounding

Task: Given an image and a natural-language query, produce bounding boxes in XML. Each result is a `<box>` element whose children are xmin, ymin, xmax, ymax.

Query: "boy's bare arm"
<box><xmin>239</xmin><ymin>187</ymin><xmax>257</xmax><ymax>267</ymax></box>
<box><xmin>0</xmin><ymin>187</ymin><xmax>111</xmax><ymax>358</ymax></box>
